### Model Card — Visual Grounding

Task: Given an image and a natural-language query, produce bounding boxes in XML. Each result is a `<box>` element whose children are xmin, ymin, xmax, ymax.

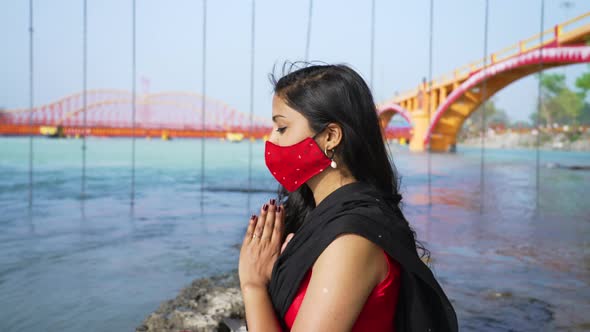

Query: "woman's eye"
<box><xmin>276</xmin><ymin>127</ymin><xmax>287</xmax><ymax>133</ymax></box>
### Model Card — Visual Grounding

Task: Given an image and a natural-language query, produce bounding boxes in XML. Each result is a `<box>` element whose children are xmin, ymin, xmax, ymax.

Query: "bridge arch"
<box><xmin>424</xmin><ymin>46</ymin><xmax>590</xmax><ymax>151</ymax></box>
<box><xmin>1</xmin><ymin>90</ymin><xmax>271</xmax><ymax>132</ymax></box>
<box><xmin>377</xmin><ymin>103</ymin><xmax>412</xmax><ymax>128</ymax></box>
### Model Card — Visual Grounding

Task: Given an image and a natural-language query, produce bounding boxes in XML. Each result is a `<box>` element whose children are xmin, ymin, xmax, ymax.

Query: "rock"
<box><xmin>138</xmin><ymin>271</ymin><xmax>246</xmax><ymax>332</ymax></box>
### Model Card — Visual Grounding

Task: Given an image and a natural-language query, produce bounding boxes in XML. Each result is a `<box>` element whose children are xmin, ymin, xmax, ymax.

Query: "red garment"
<box><xmin>283</xmin><ymin>251</ymin><xmax>401</xmax><ymax>331</ymax></box>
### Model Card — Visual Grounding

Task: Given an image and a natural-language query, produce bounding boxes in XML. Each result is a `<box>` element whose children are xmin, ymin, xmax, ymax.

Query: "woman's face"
<box><xmin>269</xmin><ymin>95</ymin><xmax>315</xmax><ymax>147</ymax></box>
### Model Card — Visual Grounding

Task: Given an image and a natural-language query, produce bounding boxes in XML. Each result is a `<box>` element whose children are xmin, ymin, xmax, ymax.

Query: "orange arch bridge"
<box><xmin>377</xmin><ymin>12</ymin><xmax>590</xmax><ymax>152</ymax></box>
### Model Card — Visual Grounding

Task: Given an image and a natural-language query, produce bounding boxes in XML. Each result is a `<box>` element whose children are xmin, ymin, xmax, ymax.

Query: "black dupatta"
<box><xmin>267</xmin><ymin>181</ymin><xmax>458</xmax><ymax>331</ymax></box>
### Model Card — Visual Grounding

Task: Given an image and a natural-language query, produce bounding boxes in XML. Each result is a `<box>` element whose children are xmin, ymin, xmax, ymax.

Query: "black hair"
<box><xmin>269</xmin><ymin>61</ymin><xmax>429</xmax><ymax>259</ymax></box>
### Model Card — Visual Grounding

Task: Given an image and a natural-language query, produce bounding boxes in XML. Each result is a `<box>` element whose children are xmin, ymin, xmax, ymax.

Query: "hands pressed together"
<box><xmin>239</xmin><ymin>198</ymin><xmax>294</xmax><ymax>291</ymax></box>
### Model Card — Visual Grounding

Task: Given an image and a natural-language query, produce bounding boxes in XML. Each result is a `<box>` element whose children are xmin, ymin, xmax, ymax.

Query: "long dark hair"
<box><xmin>270</xmin><ymin>62</ymin><xmax>428</xmax><ymax>258</ymax></box>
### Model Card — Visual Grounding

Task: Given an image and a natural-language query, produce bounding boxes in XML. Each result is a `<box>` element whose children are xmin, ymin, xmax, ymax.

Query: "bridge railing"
<box><xmin>561</xmin><ymin>11</ymin><xmax>590</xmax><ymax>36</ymax></box>
<box><xmin>391</xmin><ymin>11</ymin><xmax>590</xmax><ymax>104</ymax></box>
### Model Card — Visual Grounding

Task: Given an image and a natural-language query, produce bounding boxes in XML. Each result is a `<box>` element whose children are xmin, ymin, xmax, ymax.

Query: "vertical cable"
<box><xmin>369</xmin><ymin>0</ymin><xmax>376</xmax><ymax>90</ymax></box>
<box><xmin>28</xmin><ymin>0</ymin><xmax>35</xmax><ymax>210</ymax></box>
<box><xmin>305</xmin><ymin>0</ymin><xmax>313</xmax><ymax>62</ymax></box>
<box><xmin>427</xmin><ymin>0</ymin><xmax>433</xmax><ymax>208</ymax></box>
<box><xmin>479</xmin><ymin>0</ymin><xmax>490</xmax><ymax>214</ymax></box>
<box><xmin>82</xmin><ymin>0</ymin><xmax>88</xmax><ymax>201</ymax></box>
<box><xmin>200</xmin><ymin>0</ymin><xmax>208</xmax><ymax>211</ymax></box>
<box><xmin>535</xmin><ymin>0</ymin><xmax>545</xmax><ymax>214</ymax></box>
<box><xmin>247</xmin><ymin>0</ymin><xmax>256</xmax><ymax>211</ymax></box>
<box><xmin>130</xmin><ymin>0</ymin><xmax>137</xmax><ymax>207</ymax></box>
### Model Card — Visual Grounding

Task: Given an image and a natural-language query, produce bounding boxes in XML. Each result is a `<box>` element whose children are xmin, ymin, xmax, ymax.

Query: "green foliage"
<box><xmin>575</xmin><ymin>71</ymin><xmax>590</xmax><ymax>98</ymax></box>
<box><xmin>461</xmin><ymin>66</ymin><xmax>590</xmax><ymax>142</ymax></box>
<box><xmin>535</xmin><ymin>72</ymin><xmax>585</xmax><ymax>126</ymax></box>
<box><xmin>474</xmin><ymin>99</ymin><xmax>509</xmax><ymax>125</ymax></box>
<box><xmin>578</xmin><ymin>104</ymin><xmax>590</xmax><ymax>125</ymax></box>
<box><xmin>574</xmin><ymin>65</ymin><xmax>590</xmax><ymax>125</ymax></box>
<box><xmin>459</xmin><ymin>99</ymin><xmax>508</xmax><ymax>139</ymax></box>
<box><xmin>548</xmin><ymin>88</ymin><xmax>583</xmax><ymax>124</ymax></box>
<box><xmin>565</xmin><ymin>130</ymin><xmax>582</xmax><ymax>142</ymax></box>
<box><xmin>538</xmin><ymin>72</ymin><xmax>567</xmax><ymax>96</ymax></box>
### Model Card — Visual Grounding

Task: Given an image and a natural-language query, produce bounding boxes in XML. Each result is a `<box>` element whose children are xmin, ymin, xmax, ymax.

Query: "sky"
<box><xmin>1</xmin><ymin>0</ymin><xmax>590</xmax><ymax>124</ymax></box>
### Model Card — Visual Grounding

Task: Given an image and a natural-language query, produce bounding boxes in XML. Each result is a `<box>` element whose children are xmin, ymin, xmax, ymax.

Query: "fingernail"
<box><xmin>251</xmin><ymin>214</ymin><xmax>256</xmax><ymax>220</ymax></box>
<box><xmin>277</xmin><ymin>206</ymin><xmax>282</xmax><ymax>213</ymax></box>
<box><xmin>270</xmin><ymin>199</ymin><xmax>276</xmax><ymax>205</ymax></box>
<box><xmin>263</xmin><ymin>204</ymin><xmax>268</xmax><ymax>211</ymax></box>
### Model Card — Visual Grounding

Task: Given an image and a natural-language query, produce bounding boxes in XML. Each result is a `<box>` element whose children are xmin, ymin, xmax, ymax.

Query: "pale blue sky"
<box><xmin>1</xmin><ymin>0</ymin><xmax>590</xmax><ymax>123</ymax></box>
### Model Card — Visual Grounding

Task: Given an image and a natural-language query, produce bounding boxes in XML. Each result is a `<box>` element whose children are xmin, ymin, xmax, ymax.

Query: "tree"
<box><xmin>575</xmin><ymin>65</ymin><xmax>590</xmax><ymax>125</ymax></box>
<box><xmin>471</xmin><ymin>99</ymin><xmax>509</xmax><ymax>126</ymax></box>
<box><xmin>535</xmin><ymin>72</ymin><xmax>583</xmax><ymax>126</ymax></box>
<box><xmin>577</xmin><ymin>104</ymin><xmax>590</xmax><ymax>125</ymax></box>
<box><xmin>460</xmin><ymin>98</ymin><xmax>510</xmax><ymax>137</ymax></box>
<box><xmin>575</xmin><ymin>65</ymin><xmax>590</xmax><ymax>99</ymax></box>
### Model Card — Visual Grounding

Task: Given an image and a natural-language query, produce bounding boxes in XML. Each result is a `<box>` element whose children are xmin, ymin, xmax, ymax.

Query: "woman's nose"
<box><xmin>268</xmin><ymin>130</ymin><xmax>278</xmax><ymax>144</ymax></box>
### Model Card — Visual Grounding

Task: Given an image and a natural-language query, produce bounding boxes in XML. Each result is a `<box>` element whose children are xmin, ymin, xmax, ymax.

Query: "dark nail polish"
<box><xmin>251</xmin><ymin>214</ymin><xmax>256</xmax><ymax>220</ymax></box>
<box><xmin>270</xmin><ymin>199</ymin><xmax>276</xmax><ymax>205</ymax></box>
<box><xmin>277</xmin><ymin>206</ymin><xmax>282</xmax><ymax>213</ymax></box>
<box><xmin>263</xmin><ymin>204</ymin><xmax>268</xmax><ymax>211</ymax></box>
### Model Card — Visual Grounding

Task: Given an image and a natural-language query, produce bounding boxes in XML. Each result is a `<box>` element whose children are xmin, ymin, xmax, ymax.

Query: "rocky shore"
<box><xmin>459</xmin><ymin>131</ymin><xmax>590</xmax><ymax>151</ymax></box>
<box><xmin>136</xmin><ymin>271</ymin><xmax>246</xmax><ymax>332</ymax></box>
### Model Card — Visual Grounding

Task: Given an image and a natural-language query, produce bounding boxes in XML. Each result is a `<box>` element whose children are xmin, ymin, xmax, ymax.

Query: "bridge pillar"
<box><xmin>409</xmin><ymin>109</ymin><xmax>429</xmax><ymax>152</ymax></box>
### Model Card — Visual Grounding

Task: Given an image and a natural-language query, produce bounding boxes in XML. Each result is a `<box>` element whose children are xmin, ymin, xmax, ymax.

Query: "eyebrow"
<box><xmin>272</xmin><ymin>115</ymin><xmax>286</xmax><ymax>122</ymax></box>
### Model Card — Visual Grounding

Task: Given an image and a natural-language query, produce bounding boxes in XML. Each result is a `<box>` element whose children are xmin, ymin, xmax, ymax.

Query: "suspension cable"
<box><xmin>130</xmin><ymin>0</ymin><xmax>137</xmax><ymax>207</ymax></box>
<box><xmin>200</xmin><ymin>0</ymin><xmax>208</xmax><ymax>212</ymax></box>
<box><xmin>370</xmin><ymin>0</ymin><xmax>376</xmax><ymax>90</ymax></box>
<box><xmin>427</xmin><ymin>0</ymin><xmax>433</xmax><ymax>208</ymax></box>
<box><xmin>247</xmin><ymin>0</ymin><xmax>256</xmax><ymax>211</ymax></box>
<box><xmin>535</xmin><ymin>0</ymin><xmax>545</xmax><ymax>214</ymax></box>
<box><xmin>82</xmin><ymin>0</ymin><xmax>88</xmax><ymax>201</ymax></box>
<box><xmin>305</xmin><ymin>0</ymin><xmax>313</xmax><ymax>62</ymax></box>
<box><xmin>28</xmin><ymin>0</ymin><xmax>34</xmax><ymax>209</ymax></box>
<box><xmin>479</xmin><ymin>0</ymin><xmax>490</xmax><ymax>214</ymax></box>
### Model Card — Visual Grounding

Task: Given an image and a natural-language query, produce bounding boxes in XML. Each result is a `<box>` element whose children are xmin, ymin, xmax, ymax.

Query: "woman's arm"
<box><xmin>242</xmin><ymin>284</ymin><xmax>282</xmax><ymax>332</ymax></box>
<box><xmin>239</xmin><ymin>200</ymin><xmax>290</xmax><ymax>332</ymax></box>
<box><xmin>291</xmin><ymin>234</ymin><xmax>388</xmax><ymax>332</ymax></box>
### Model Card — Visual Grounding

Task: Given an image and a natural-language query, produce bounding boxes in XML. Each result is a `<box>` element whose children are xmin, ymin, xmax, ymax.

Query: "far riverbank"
<box><xmin>458</xmin><ymin>131</ymin><xmax>590</xmax><ymax>151</ymax></box>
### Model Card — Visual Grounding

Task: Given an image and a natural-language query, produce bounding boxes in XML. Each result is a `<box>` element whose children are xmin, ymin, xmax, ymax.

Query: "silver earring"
<box><xmin>324</xmin><ymin>147</ymin><xmax>337</xmax><ymax>169</ymax></box>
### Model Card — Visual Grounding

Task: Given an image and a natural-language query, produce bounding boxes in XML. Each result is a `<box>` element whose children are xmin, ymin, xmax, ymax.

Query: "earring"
<box><xmin>324</xmin><ymin>147</ymin><xmax>337</xmax><ymax>169</ymax></box>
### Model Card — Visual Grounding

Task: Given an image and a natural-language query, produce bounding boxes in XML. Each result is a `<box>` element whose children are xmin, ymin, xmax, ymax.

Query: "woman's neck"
<box><xmin>307</xmin><ymin>168</ymin><xmax>357</xmax><ymax>207</ymax></box>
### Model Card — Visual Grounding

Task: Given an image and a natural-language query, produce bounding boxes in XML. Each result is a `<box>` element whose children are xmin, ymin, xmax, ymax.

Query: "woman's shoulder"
<box><xmin>311</xmin><ymin>205</ymin><xmax>414</xmax><ymax>275</ymax></box>
<box><xmin>312</xmin><ymin>233</ymin><xmax>389</xmax><ymax>288</ymax></box>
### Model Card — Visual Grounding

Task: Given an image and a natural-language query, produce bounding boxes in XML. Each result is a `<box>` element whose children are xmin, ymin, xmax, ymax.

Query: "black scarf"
<box><xmin>268</xmin><ymin>181</ymin><xmax>458</xmax><ymax>331</ymax></box>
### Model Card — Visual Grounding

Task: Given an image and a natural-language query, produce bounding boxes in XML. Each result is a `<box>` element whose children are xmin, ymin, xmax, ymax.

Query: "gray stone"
<box><xmin>138</xmin><ymin>271</ymin><xmax>247</xmax><ymax>332</ymax></box>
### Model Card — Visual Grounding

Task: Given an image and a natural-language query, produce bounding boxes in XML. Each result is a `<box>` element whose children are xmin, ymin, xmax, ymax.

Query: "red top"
<box><xmin>283</xmin><ymin>251</ymin><xmax>401</xmax><ymax>331</ymax></box>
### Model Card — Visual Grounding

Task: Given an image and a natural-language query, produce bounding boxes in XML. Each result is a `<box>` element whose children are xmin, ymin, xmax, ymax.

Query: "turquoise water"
<box><xmin>1</xmin><ymin>136</ymin><xmax>589</xmax><ymax>331</ymax></box>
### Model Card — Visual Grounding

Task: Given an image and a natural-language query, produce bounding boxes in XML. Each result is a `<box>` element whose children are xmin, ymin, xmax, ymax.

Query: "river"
<box><xmin>0</xmin><ymin>137</ymin><xmax>588</xmax><ymax>331</ymax></box>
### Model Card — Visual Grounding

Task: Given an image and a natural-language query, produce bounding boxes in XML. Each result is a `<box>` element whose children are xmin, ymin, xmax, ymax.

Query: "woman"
<box><xmin>239</xmin><ymin>63</ymin><xmax>457</xmax><ymax>331</ymax></box>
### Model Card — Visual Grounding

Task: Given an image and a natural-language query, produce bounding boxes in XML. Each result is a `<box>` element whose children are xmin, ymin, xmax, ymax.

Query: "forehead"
<box><xmin>272</xmin><ymin>95</ymin><xmax>304</xmax><ymax>121</ymax></box>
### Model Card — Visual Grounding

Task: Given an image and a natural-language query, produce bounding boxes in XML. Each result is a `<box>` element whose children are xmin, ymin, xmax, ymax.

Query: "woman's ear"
<box><xmin>324</xmin><ymin>123</ymin><xmax>343</xmax><ymax>151</ymax></box>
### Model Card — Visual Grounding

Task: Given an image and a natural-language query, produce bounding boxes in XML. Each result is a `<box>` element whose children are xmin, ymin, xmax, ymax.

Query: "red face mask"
<box><xmin>265</xmin><ymin>134</ymin><xmax>331</xmax><ymax>192</ymax></box>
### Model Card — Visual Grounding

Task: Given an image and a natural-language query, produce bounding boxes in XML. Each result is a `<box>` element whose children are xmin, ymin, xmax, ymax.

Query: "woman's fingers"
<box><xmin>243</xmin><ymin>215</ymin><xmax>257</xmax><ymax>244</ymax></box>
<box><xmin>262</xmin><ymin>199</ymin><xmax>277</xmax><ymax>242</ymax></box>
<box><xmin>271</xmin><ymin>204</ymin><xmax>284</xmax><ymax>246</ymax></box>
<box><xmin>255</xmin><ymin>201</ymin><xmax>270</xmax><ymax>240</ymax></box>
<box><xmin>246</xmin><ymin>199</ymin><xmax>282</xmax><ymax>246</ymax></box>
